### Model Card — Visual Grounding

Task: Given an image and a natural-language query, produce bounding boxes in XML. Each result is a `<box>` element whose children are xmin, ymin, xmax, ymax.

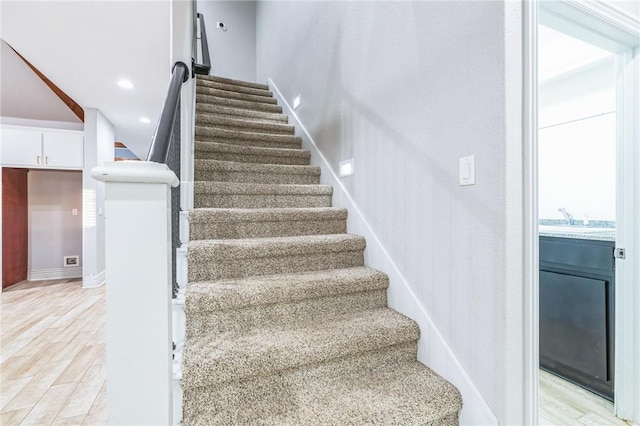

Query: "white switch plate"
<box><xmin>72</xmin><ymin>208</ymin><xmax>78</xmax><ymax>216</ymax></box>
<box><xmin>459</xmin><ymin>156</ymin><xmax>475</xmax><ymax>186</ymax></box>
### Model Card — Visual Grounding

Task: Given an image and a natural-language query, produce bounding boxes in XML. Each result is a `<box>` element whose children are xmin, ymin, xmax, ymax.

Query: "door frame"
<box><xmin>522</xmin><ymin>0</ymin><xmax>640</xmax><ymax>423</ymax></box>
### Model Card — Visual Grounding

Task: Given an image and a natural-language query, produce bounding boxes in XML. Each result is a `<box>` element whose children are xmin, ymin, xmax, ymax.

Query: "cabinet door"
<box><xmin>42</xmin><ymin>132</ymin><xmax>83</xmax><ymax>169</ymax></box>
<box><xmin>0</xmin><ymin>128</ymin><xmax>43</xmax><ymax>167</ymax></box>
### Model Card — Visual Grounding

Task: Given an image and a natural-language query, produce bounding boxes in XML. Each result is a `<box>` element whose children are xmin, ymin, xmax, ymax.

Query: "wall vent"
<box><xmin>64</xmin><ymin>255</ymin><xmax>79</xmax><ymax>267</ymax></box>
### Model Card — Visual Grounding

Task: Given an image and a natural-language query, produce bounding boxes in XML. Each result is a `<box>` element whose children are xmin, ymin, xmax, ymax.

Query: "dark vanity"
<box><xmin>539</xmin><ymin>232</ymin><xmax>615</xmax><ymax>401</ymax></box>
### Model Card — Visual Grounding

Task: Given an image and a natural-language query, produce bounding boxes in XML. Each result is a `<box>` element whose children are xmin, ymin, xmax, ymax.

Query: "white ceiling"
<box><xmin>0</xmin><ymin>1</ymin><xmax>172</xmax><ymax>158</ymax></box>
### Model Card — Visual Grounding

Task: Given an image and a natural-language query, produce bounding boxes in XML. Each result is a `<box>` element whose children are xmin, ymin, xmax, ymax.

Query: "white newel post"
<box><xmin>92</xmin><ymin>161</ymin><xmax>178</xmax><ymax>425</ymax></box>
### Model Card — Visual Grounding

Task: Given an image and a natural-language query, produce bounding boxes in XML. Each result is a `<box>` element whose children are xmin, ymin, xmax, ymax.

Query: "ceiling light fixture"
<box><xmin>139</xmin><ymin>117</ymin><xmax>151</xmax><ymax>124</ymax></box>
<box><xmin>117</xmin><ymin>79</ymin><xmax>134</xmax><ymax>89</ymax></box>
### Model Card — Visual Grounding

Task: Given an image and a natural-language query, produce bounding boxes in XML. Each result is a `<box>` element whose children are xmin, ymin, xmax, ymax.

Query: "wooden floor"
<box><xmin>1</xmin><ymin>277</ymin><xmax>631</xmax><ymax>425</ymax></box>
<box><xmin>539</xmin><ymin>369</ymin><xmax>629</xmax><ymax>426</ymax></box>
<box><xmin>0</xmin><ymin>279</ymin><xmax>106</xmax><ymax>425</ymax></box>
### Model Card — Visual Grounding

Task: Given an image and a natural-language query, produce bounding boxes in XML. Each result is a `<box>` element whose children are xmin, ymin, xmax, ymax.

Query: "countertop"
<box><xmin>539</xmin><ymin>225</ymin><xmax>615</xmax><ymax>241</ymax></box>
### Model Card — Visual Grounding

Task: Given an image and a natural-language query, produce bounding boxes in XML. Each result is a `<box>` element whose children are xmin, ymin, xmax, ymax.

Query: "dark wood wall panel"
<box><xmin>3</xmin><ymin>168</ymin><xmax>28</xmax><ymax>289</ymax></box>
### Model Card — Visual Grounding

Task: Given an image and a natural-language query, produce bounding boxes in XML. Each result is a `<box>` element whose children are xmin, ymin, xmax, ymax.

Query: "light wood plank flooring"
<box><xmin>1</xmin><ymin>279</ymin><xmax>106</xmax><ymax>425</ymax></box>
<box><xmin>540</xmin><ymin>369</ymin><xmax>629</xmax><ymax>426</ymax></box>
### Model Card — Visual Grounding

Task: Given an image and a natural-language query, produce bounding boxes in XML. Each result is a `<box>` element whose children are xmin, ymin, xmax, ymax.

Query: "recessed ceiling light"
<box><xmin>117</xmin><ymin>79</ymin><xmax>134</xmax><ymax>89</ymax></box>
<box><xmin>139</xmin><ymin>117</ymin><xmax>151</xmax><ymax>124</ymax></box>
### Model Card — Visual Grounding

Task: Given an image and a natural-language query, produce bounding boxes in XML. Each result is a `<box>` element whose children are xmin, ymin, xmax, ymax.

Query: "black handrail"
<box><xmin>146</xmin><ymin>60</ymin><xmax>190</xmax><ymax>299</ymax></box>
<box><xmin>194</xmin><ymin>12</ymin><xmax>211</xmax><ymax>75</ymax></box>
<box><xmin>147</xmin><ymin>61</ymin><xmax>189</xmax><ymax>163</ymax></box>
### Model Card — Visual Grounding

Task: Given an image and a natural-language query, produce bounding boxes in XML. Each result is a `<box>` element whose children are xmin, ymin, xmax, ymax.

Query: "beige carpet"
<box><xmin>182</xmin><ymin>74</ymin><xmax>463</xmax><ymax>425</ymax></box>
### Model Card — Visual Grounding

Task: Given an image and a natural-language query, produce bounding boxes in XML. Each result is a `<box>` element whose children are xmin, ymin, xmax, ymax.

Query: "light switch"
<box><xmin>72</xmin><ymin>208</ymin><xmax>78</xmax><ymax>216</ymax></box>
<box><xmin>459</xmin><ymin>156</ymin><xmax>475</xmax><ymax>186</ymax></box>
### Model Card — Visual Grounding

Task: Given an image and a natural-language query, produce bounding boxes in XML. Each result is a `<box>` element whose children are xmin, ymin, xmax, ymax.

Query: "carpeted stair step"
<box><xmin>189</xmin><ymin>206</ymin><xmax>345</xmax><ymax>239</ymax></box>
<box><xmin>197</xmin><ymin>86</ymin><xmax>279</xmax><ymax>105</ymax></box>
<box><xmin>187</xmin><ymin>234</ymin><xmax>365</xmax><ymax>281</ymax></box>
<box><xmin>194</xmin><ymin>160</ymin><xmax>320</xmax><ymax>185</ymax></box>
<box><xmin>184</xmin><ymin>75</ymin><xmax>463</xmax><ymax>425</ymax></box>
<box><xmin>196</xmin><ymin>79</ymin><xmax>273</xmax><ymax>98</ymax></box>
<box><xmin>196</xmin><ymin>104</ymin><xmax>288</xmax><ymax>123</ymax></box>
<box><xmin>196</xmin><ymin>114</ymin><xmax>295</xmax><ymax>135</ymax></box>
<box><xmin>198</xmin><ymin>74</ymin><xmax>270</xmax><ymax>91</ymax></box>
<box><xmin>183</xmin><ymin>308</ymin><xmax>419</xmax><ymax>389</ymax></box>
<box><xmin>194</xmin><ymin>181</ymin><xmax>332</xmax><ymax>209</ymax></box>
<box><xmin>183</xmin><ymin>354</ymin><xmax>462</xmax><ymax>425</ymax></box>
<box><xmin>194</xmin><ymin>141</ymin><xmax>310</xmax><ymax>165</ymax></box>
<box><xmin>197</xmin><ymin>94</ymin><xmax>283</xmax><ymax>114</ymax></box>
<box><xmin>195</xmin><ymin>126</ymin><xmax>300</xmax><ymax>149</ymax></box>
<box><xmin>185</xmin><ymin>267</ymin><xmax>388</xmax><ymax>336</ymax></box>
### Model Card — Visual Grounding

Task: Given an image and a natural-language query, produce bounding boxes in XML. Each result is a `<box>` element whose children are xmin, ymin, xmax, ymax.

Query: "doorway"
<box><xmin>1</xmin><ymin>168</ymin><xmax>83</xmax><ymax>290</ymax></box>
<box><xmin>531</xmin><ymin>1</ymin><xmax>640</xmax><ymax>424</ymax></box>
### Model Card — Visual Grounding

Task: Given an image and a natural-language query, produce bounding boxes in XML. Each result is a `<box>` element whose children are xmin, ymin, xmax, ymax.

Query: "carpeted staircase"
<box><xmin>182</xmin><ymin>74</ymin><xmax>463</xmax><ymax>425</ymax></box>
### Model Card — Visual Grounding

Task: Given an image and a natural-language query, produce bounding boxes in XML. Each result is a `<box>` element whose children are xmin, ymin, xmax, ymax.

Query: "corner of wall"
<box><xmin>83</xmin><ymin>270</ymin><xmax>106</xmax><ymax>288</ymax></box>
<box><xmin>269</xmin><ymin>77</ymin><xmax>499</xmax><ymax>426</ymax></box>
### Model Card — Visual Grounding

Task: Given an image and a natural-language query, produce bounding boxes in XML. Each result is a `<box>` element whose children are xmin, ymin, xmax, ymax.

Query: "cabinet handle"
<box><xmin>45</xmin><ymin>156</ymin><xmax>48</xmax><ymax>165</ymax></box>
<box><xmin>37</xmin><ymin>155</ymin><xmax>40</xmax><ymax>164</ymax></box>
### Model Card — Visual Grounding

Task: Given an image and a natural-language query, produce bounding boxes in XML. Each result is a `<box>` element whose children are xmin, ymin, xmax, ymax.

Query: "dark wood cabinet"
<box><xmin>539</xmin><ymin>236</ymin><xmax>615</xmax><ymax>400</ymax></box>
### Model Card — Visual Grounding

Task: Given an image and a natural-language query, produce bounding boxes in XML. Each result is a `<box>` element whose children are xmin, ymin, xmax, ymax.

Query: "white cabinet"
<box><xmin>0</xmin><ymin>126</ymin><xmax>84</xmax><ymax>170</ymax></box>
<box><xmin>0</xmin><ymin>128</ymin><xmax>42</xmax><ymax>166</ymax></box>
<box><xmin>42</xmin><ymin>132</ymin><xmax>84</xmax><ymax>168</ymax></box>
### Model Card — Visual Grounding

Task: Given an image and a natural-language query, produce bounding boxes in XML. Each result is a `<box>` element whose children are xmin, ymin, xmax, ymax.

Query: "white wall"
<box><xmin>0</xmin><ymin>39</ymin><xmax>82</xmax><ymax>128</ymax></box>
<box><xmin>198</xmin><ymin>0</ymin><xmax>256</xmax><ymax>82</ymax></box>
<box><xmin>256</xmin><ymin>1</ymin><xmax>516</xmax><ymax>423</ymax></box>
<box><xmin>83</xmin><ymin>108</ymin><xmax>114</xmax><ymax>287</ymax></box>
<box><xmin>539</xmin><ymin>58</ymin><xmax>617</xmax><ymax>222</ymax></box>
<box><xmin>27</xmin><ymin>170</ymin><xmax>82</xmax><ymax>279</ymax></box>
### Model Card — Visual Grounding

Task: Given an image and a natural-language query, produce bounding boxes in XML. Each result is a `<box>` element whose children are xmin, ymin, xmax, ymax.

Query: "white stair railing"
<box><xmin>92</xmin><ymin>161</ymin><xmax>178</xmax><ymax>424</ymax></box>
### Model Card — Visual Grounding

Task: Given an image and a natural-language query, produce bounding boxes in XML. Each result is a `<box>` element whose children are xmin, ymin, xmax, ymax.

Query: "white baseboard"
<box><xmin>83</xmin><ymin>270</ymin><xmax>106</xmax><ymax>288</ymax></box>
<box><xmin>28</xmin><ymin>267</ymin><xmax>82</xmax><ymax>281</ymax></box>
<box><xmin>269</xmin><ymin>78</ymin><xmax>498</xmax><ymax>426</ymax></box>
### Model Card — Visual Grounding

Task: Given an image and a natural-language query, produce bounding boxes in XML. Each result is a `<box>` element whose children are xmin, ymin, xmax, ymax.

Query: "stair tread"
<box><xmin>197</xmin><ymin>94</ymin><xmax>282</xmax><ymax>113</ymax></box>
<box><xmin>185</xmin><ymin>359</ymin><xmax>461</xmax><ymax>425</ymax></box>
<box><xmin>198</xmin><ymin>75</ymin><xmax>270</xmax><ymax>90</ymax></box>
<box><xmin>194</xmin><ymin>159</ymin><xmax>319</xmax><ymax>175</ymax></box>
<box><xmin>196</xmin><ymin>104</ymin><xmax>288</xmax><ymax>123</ymax></box>
<box><xmin>195</xmin><ymin>126</ymin><xmax>300</xmax><ymax>143</ymax></box>
<box><xmin>196</xmin><ymin>114</ymin><xmax>295</xmax><ymax>134</ymax></box>
<box><xmin>194</xmin><ymin>181</ymin><xmax>332</xmax><ymax>195</ymax></box>
<box><xmin>186</xmin><ymin>266</ymin><xmax>387</xmax><ymax>312</ymax></box>
<box><xmin>190</xmin><ymin>206</ymin><xmax>345</xmax><ymax>223</ymax></box>
<box><xmin>189</xmin><ymin>233</ymin><xmax>365</xmax><ymax>255</ymax></box>
<box><xmin>196</xmin><ymin>79</ymin><xmax>273</xmax><ymax>97</ymax></box>
<box><xmin>183</xmin><ymin>307</ymin><xmax>419</xmax><ymax>388</ymax></box>
<box><xmin>196</xmin><ymin>87</ymin><xmax>278</xmax><ymax>104</ymax></box>
<box><xmin>195</xmin><ymin>141</ymin><xmax>310</xmax><ymax>158</ymax></box>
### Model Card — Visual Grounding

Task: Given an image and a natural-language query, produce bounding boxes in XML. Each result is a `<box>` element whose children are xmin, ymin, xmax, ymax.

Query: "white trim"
<box><xmin>92</xmin><ymin>161</ymin><xmax>179</xmax><ymax>187</ymax></box>
<box><xmin>565</xmin><ymin>0</ymin><xmax>640</xmax><ymax>38</ymax></box>
<box><xmin>614</xmin><ymin>46</ymin><xmax>640</xmax><ymax>422</ymax></box>
<box><xmin>534</xmin><ymin>2</ymin><xmax>640</xmax><ymax>424</ymax></box>
<box><xmin>504</xmin><ymin>1</ymin><xmax>538</xmax><ymax>424</ymax></box>
<box><xmin>27</xmin><ymin>266</ymin><xmax>82</xmax><ymax>281</ymax></box>
<box><xmin>521</xmin><ymin>1</ymin><xmax>540</xmax><ymax>425</ymax></box>
<box><xmin>82</xmin><ymin>269</ymin><xmax>105</xmax><ymax>288</ymax></box>
<box><xmin>0</xmin><ymin>117</ymin><xmax>84</xmax><ymax>131</ymax></box>
<box><xmin>269</xmin><ymin>77</ymin><xmax>498</xmax><ymax>426</ymax></box>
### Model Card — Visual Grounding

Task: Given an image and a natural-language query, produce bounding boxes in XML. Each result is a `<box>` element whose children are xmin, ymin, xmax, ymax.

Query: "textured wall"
<box><xmin>199</xmin><ymin>0</ymin><xmax>257</xmax><ymax>82</ymax></box>
<box><xmin>256</xmin><ymin>1</ymin><xmax>511</xmax><ymax>421</ymax></box>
